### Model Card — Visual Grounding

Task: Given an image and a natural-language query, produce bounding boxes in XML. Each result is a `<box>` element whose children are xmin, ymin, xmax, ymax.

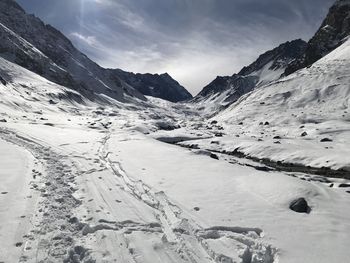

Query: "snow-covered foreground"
<box><xmin>0</xmin><ymin>106</ymin><xmax>350</xmax><ymax>262</ymax></box>
<box><xmin>0</xmin><ymin>139</ymin><xmax>38</xmax><ymax>262</ymax></box>
<box><xmin>1</xmin><ymin>44</ymin><xmax>350</xmax><ymax>262</ymax></box>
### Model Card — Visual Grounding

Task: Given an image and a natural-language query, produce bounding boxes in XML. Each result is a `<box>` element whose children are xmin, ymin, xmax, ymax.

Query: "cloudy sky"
<box><xmin>17</xmin><ymin>0</ymin><xmax>334</xmax><ymax>95</ymax></box>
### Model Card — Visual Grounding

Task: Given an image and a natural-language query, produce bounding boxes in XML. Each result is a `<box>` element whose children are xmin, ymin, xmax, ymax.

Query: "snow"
<box><xmin>0</xmin><ymin>138</ymin><xmax>39</xmax><ymax>262</ymax></box>
<box><xmin>215</xmin><ymin>38</ymin><xmax>350</xmax><ymax>172</ymax></box>
<box><xmin>0</xmin><ymin>20</ymin><xmax>350</xmax><ymax>263</ymax></box>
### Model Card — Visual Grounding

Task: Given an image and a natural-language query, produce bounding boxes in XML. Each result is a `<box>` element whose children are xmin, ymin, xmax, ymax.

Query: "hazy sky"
<box><xmin>17</xmin><ymin>0</ymin><xmax>335</xmax><ymax>95</ymax></box>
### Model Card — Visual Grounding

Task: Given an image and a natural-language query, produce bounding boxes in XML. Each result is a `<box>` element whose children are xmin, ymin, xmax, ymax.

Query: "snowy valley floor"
<box><xmin>0</xmin><ymin>100</ymin><xmax>350</xmax><ymax>263</ymax></box>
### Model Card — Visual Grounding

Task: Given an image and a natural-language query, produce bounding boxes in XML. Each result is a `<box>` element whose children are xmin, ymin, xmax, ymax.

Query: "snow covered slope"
<box><xmin>193</xmin><ymin>40</ymin><xmax>307</xmax><ymax>113</ymax></box>
<box><xmin>214</xmin><ymin>37</ymin><xmax>350</xmax><ymax>172</ymax></box>
<box><xmin>1</xmin><ymin>44</ymin><xmax>350</xmax><ymax>263</ymax></box>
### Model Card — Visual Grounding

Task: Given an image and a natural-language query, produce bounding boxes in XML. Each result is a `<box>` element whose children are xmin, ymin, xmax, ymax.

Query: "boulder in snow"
<box><xmin>289</xmin><ymin>198</ymin><xmax>311</xmax><ymax>214</ymax></box>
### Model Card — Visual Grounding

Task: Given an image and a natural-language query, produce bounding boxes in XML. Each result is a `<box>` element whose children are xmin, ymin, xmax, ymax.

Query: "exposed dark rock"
<box><xmin>188</xmin><ymin>144</ymin><xmax>200</xmax><ymax>149</ymax></box>
<box><xmin>0</xmin><ymin>119</ymin><xmax>7</xmax><ymax>123</ymax></box>
<box><xmin>210</xmin><ymin>153</ymin><xmax>219</xmax><ymax>160</ymax></box>
<box><xmin>155</xmin><ymin>121</ymin><xmax>180</xmax><ymax>131</ymax></box>
<box><xmin>301</xmin><ymin>132</ymin><xmax>308</xmax><ymax>137</ymax></box>
<box><xmin>289</xmin><ymin>198</ymin><xmax>311</xmax><ymax>213</ymax></box>
<box><xmin>273</xmin><ymin>136</ymin><xmax>282</xmax><ymax>139</ymax></box>
<box><xmin>0</xmin><ymin>75</ymin><xmax>6</xmax><ymax>85</ymax></box>
<box><xmin>43</xmin><ymin>123</ymin><xmax>55</xmax><ymax>126</ymax></box>
<box><xmin>320</xmin><ymin>138</ymin><xmax>333</xmax><ymax>142</ymax></box>
<box><xmin>339</xmin><ymin>183</ymin><xmax>350</xmax><ymax>188</ymax></box>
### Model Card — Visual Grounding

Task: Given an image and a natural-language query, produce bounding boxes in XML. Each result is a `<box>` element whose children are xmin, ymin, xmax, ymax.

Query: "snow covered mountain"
<box><xmin>215</xmin><ymin>37</ymin><xmax>350</xmax><ymax>171</ymax></box>
<box><xmin>0</xmin><ymin>0</ymin><xmax>191</xmax><ymax>103</ymax></box>
<box><xmin>193</xmin><ymin>39</ymin><xmax>307</xmax><ymax>112</ymax></box>
<box><xmin>112</xmin><ymin>70</ymin><xmax>193</xmax><ymax>102</ymax></box>
<box><xmin>285</xmin><ymin>0</ymin><xmax>350</xmax><ymax>75</ymax></box>
<box><xmin>1</xmin><ymin>0</ymin><xmax>350</xmax><ymax>263</ymax></box>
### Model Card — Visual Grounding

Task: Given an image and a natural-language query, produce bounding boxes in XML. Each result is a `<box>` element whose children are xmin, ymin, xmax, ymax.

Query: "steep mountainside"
<box><xmin>285</xmin><ymin>0</ymin><xmax>350</xmax><ymax>75</ymax></box>
<box><xmin>112</xmin><ymin>70</ymin><xmax>193</xmax><ymax>102</ymax></box>
<box><xmin>0</xmin><ymin>0</ymin><xmax>192</xmax><ymax>103</ymax></box>
<box><xmin>215</xmin><ymin>37</ymin><xmax>350</xmax><ymax>172</ymax></box>
<box><xmin>193</xmin><ymin>39</ymin><xmax>307</xmax><ymax>111</ymax></box>
<box><xmin>0</xmin><ymin>0</ymin><xmax>145</xmax><ymax>102</ymax></box>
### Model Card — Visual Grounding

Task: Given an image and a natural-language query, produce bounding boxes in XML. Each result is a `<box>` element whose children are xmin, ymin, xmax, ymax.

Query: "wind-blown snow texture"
<box><xmin>1</xmin><ymin>0</ymin><xmax>350</xmax><ymax>262</ymax></box>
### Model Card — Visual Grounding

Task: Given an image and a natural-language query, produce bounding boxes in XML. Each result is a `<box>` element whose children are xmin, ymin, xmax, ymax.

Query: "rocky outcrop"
<box><xmin>285</xmin><ymin>0</ymin><xmax>350</xmax><ymax>75</ymax></box>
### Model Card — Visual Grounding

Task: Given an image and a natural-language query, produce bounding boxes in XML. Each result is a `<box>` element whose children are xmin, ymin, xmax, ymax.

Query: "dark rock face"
<box><xmin>210</xmin><ymin>153</ymin><xmax>219</xmax><ymax>160</ymax></box>
<box><xmin>239</xmin><ymin>39</ymin><xmax>307</xmax><ymax>76</ymax></box>
<box><xmin>193</xmin><ymin>39</ymin><xmax>307</xmax><ymax>106</ymax></box>
<box><xmin>112</xmin><ymin>70</ymin><xmax>192</xmax><ymax>102</ymax></box>
<box><xmin>285</xmin><ymin>0</ymin><xmax>350</xmax><ymax>75</ymax></box>
<box><xmin>289</xmin><ymin>198</ymin><xmax>311</xmax><ymax>214</ymax></box>
<box><xmin>0</xmin><ymin>75</ymin><xmax>6</xmax><ymax>85</ymax></box>
<box><xmin>320</xmin><ymin>138</ymin><xmax>333</xmax><ymax>142</ymax></box>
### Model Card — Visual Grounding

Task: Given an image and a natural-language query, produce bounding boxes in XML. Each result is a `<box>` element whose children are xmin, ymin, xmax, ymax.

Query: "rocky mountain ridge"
<box><xmin>193</xmin><ymin>39</ymin><xmax>307</xmax><ymax>111</ymax></box>
<box><xmin>112</xmin><ymin>70</ymin><xmax>192</xmax><ymax>102</ymax></box>
<box><xmin>285</xmin><ymin>0</ymin><xmax>350</xmax><ymax>75</ymax></box>
<box><xmin>0</xmin><ymin>0</ymin><xmax>191</xmax><ymax>103</ymax></box>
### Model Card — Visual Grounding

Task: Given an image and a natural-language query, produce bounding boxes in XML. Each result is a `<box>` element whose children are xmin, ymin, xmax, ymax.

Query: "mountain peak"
<box><xmin>0</xmin><ymin>0</ymin><xmax>25</xmax><ymax>13</ymax></box>
<box><xmin>193</xmin><ymin>38</ymin><xmax>307</xmax><ymax>108</ymax></box>
<box><xmin>285</xmin><ymin>0</ymin><xmax>350</xmax><ymax>75</ymax></box>
<box><xmin>113</xmin><ymin>70</ymin><xmax>192</xmax><ymax>102</ymax></box>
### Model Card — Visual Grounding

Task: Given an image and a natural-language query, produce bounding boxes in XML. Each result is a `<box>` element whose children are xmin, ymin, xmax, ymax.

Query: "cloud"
<box><xmin>17</xmin><ymin>0</ymin><xmax>335</xmax><ymax>95</ymax></box>
<box><xmin>70</xmin><ymin>32</ymin><xmax>98</xmax><ymax>47</ymax></box>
